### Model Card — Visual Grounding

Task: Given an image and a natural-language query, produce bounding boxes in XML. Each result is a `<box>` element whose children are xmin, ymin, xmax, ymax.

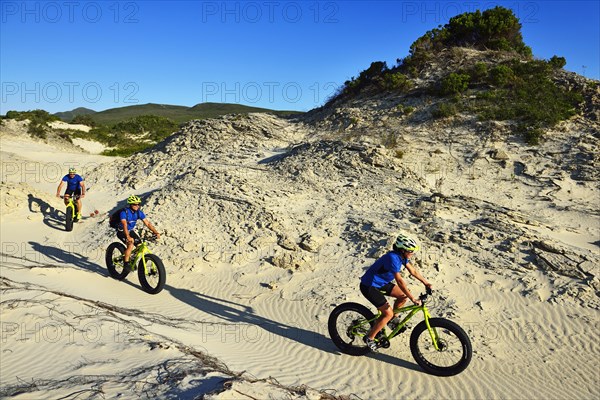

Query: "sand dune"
<box><xmin>1</xmin><ymin>114</ymin><xmax>599</xmax><ymax>399</ymax></box>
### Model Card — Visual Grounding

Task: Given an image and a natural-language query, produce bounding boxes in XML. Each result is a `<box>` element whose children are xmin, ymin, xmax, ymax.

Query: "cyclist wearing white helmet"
<box><xmin>117</xmin><ymin>195</ymin><xmax>160</xmax><ymax>266</ymax></box>
<box><xmin>360</xmin><ymin>233</ymin><xmax>432</xmax><ymax>351</ymax></box>
<box><xmin>56</xmin><ymin>167</ymin><xmax>86</xmax><ymax>220</ymax></box>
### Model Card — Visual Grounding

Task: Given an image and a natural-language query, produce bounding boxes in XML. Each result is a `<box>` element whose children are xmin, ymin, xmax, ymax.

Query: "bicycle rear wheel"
<box><xmin>410</xmin><ymin>318</ymin><xmax>472</xmax><ymax>376</ymax></box>
<box><xmin>328</xmin><ymin>302</ymin><xmax>374</xmax><ymax>356</ymax></box>
<box><xmin>65</xmin><ymin>205</ymin><xmax>74</xmax><ymax>231</ymax></box>
<box><xmin>138</xmin><ymin>254</ymin><xmax>166</xmax><ymax>294</ymax></box>
<box><xmin>105</xmin><ymin>242</ymin><xmax>130</xmax><ymax>280</ymax></box>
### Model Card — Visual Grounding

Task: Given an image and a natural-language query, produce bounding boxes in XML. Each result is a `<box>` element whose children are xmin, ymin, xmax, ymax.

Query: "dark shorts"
<box><xmin>116</xmin><ymin>229</ymin><xmax>141</xmax><ymax>246</ymax></box>
<box><xmin>64</xmin><ymin>188</ymin><xmax>82</xmax><ymax>197</ymax></box>
<box><xmin>360</xmin><ymin>283</ymin><xmax>396</xmax><ymax>308</ymax></box>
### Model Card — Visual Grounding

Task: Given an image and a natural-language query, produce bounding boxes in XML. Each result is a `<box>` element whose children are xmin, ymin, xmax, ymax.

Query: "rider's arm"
<box><xmin>394</xmin><ymin>272</ymin><xmax>419</xmax><ymax>304</ymax></box>
<box><xmin>121</xmin><ymin>219</ymin><xmax>131</xmax><ymax>240</ymax></box>
<box><xmin>142</xmin><ymin>219</ymin><xmax>160</xmax><ymax>237</ymax></box>
<box><xmin>56</xmin><ymin>181</ymin><xmax>64</xmax><ymax>197</ymax></box>
<box><xmin>405</xmin><ymin>262</ymin><xmax>432</xmax><ymax>289</ymax></box>
<box><xmin>80</xmin><ymin>181</ymin><xmax>86</xmax><ymax>196</ymax></box>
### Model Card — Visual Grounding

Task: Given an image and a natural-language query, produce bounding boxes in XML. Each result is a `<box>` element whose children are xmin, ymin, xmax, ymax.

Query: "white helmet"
<box><xmin>393</xmin><ymin>234</ymin><xmax>420</xmax><ymax>251</ymax></box>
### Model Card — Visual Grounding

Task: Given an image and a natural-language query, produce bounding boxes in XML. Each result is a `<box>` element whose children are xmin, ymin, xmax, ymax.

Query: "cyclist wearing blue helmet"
<box><xmin>360</xmin><ymin>234</ymin><xmax>432</xmax><ymax>351</ymax></box>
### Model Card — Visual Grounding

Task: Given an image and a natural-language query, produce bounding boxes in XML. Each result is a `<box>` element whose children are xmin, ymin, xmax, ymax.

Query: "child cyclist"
<box><xmin>360</xmin><ymin>234</ymin><xmax>432</xmax><ymax>351</ymax></box>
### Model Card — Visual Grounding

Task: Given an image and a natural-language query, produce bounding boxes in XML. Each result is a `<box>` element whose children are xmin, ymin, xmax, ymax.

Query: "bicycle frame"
<box><xmin>356</xmin><ymin>298</ymin><xmax>442</xmax><ymax>351</ymax></box>
<box><xmin>61</xmin><ymin>195</ymin><xmax>78</xmax><ymax>218</ymax></box>
<box><xmin>130</xmin><ymin>235</ymin><xmax>153</xmax><ymax>274</ymax></box>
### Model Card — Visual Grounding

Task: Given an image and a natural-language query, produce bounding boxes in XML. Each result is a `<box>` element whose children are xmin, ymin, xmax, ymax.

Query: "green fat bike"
<box><xmin>105</xmin><ymin>229</ymin><xmax>166</xmax><ymax>294</ymax></box>
<box><xmin>328</xmin><ymin>289</ymin><xmax>472</xmax><ymax>376</ymax></box>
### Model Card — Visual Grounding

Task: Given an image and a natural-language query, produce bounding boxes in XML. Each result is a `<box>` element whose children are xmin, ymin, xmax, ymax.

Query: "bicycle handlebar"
<box><xmin>419</xmin><ymin>287</ymin><xmax>434</xmax><ymax>303</ymax></box>
<box><xmin>137</xmin><ymin>229</ymin><xmax>159</xmax><ymax>242</ymax></box>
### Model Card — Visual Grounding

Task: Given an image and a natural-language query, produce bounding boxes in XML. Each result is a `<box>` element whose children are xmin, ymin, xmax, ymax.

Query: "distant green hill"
<box><xmin>55</xmin><ymin>103</ymin><xmax>301</xmax><ymax>125</ymax></box>
<box><xmin>53</xmin><ymin>107</ymin><xmax>97</xmax><ymax>121</ymax></box>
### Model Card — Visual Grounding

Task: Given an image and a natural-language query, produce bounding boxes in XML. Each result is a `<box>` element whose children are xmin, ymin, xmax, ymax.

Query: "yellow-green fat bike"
<box><xmin>328</xmin><ymin>289</ymin><xmax>472</xmax><ymax>376</ymax></box>
<box><xmin>60</xmin><ymin>194</ymin><xmax>80</xmax><ymax>231</ymax></box>
<box><xmin>105</xmin><ymin>229</ymin><xmax>166</xmax><ymax>294</ymax></box>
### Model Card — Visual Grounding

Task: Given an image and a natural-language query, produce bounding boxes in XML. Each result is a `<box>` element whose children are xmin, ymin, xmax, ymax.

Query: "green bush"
<box><xmin>548</xmin><ymin>55</ymin><xmax>566</xmax><ymax>69</ymax></box>
<box><xmin>73</xmin><ymin>114</ymin><xmax>179</xmax><ymax>156</ymax></box>
<box><xmin>441</xmin><ymin>73</ymin><xmax>471</xmax><ymax>95</ymax></box>
<box><xmin>5</xmin><ymin>111</ymin><xmax>21</xmax><ymax>119</ymax></box>
<box><xmin>71</xmin><ymin>114</ymin><xmax>96</xmax><ymax>127</ymax></box>
<box><xmin>471</xmin><ymin>62</ymin><xmax>489</xmax><ymax>82</ymax></box>
<box><xmin>101</xmin><ymin>142</ymin><xmax>150</xmax><ymax>157</ymax></box>
<box><xmin>28</xmin><ymin>123</ymin><xmax>47</xmax><ymax>139</ymax></box>
<box><xmin>522</xmin><ymin>127</ymin><xmax>544</xmax><ymax>145</ymax></box>
<box><xmin>6</xmin><ymin>109</ymin><xmax>58</xmax><ymax>124</ymax></box>
<box><xmin>6</xmin><ymin>109</ymin><xmax>60</xmax><ymax>139</ymax></box>
<box><xmin>381</xmin><ymin>72</ymin><xmax>412</xmax><ymax>91</ymax></box>
<box><xmin>112</xmin><ymin>115</ymin><xmax>178</xmax><ymax>142</ymax></box>
<box><xmin>432</xmin><ymin>102</ymin><xmax>458</xmax><ymax>118</ymax></box>
<box><xmin>489</xmin><ymin>65</ymin><xmax>515</xmax><ymax>86</ymax></box>
<box><xmin>406</xmin><ymin>6</ymin><xmax>532</xmax><ymax>64</ymax></box>
<box><xmin>470</xmin><ymin>58</ymin><xmax>583</xmax><ymax>139</ymax></box>
<box><xmin>336</xmin><ymin>61</ymin><xmax>389</xmax><ymax>97</ymax></box>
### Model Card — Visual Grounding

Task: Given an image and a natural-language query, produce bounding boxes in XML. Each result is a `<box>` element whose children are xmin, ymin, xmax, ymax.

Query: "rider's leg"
<box><xmin>76</xmin><ymin>198</ymin><xmax>82</xmax><ymax>218</ymax></box>
<box><xmin>389</xmin><ymin>285</ymin><xmax>408</xmax><ymax>317</ymax></box>
<box><xmin>367</xmin><ymin>303</ymin><xmax>394</xmax><ymax>340</ymax></box>
<box><xmin>360</xmin><ymin>283</ymin><xmax>395</xmax><ymax>340</ymax></box>
<box><xmin>124</xmin><ymin>242</ymin><xmax>134</xmax><ymax>263</ymax></box>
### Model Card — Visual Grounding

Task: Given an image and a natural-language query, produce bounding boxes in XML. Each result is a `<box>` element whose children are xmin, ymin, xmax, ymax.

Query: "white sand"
<box><xmin>49</xmin><ymin>121</ymin><xmax>92</xmax><ymax>132</ymax></box>
<box><xmin>1</xmin><ymin>115</ymin><xmax>599</xmax><ymax>399</ymax></box>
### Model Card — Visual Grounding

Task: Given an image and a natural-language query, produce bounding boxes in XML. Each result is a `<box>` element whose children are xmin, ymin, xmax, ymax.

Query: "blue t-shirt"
<box><xmin>360</xmin><ymin>251</ymin><xmax>409</xmax><ymax>288</ymax></box>
<box><xmin>119</xmin><ymin>208</ymin><xmax>146</xmax><ymax>231</ymax></box>
<box><xmin>62</xmin><ymin>174</ymin><xmax>84</xmax><ymax>191</ymax></box>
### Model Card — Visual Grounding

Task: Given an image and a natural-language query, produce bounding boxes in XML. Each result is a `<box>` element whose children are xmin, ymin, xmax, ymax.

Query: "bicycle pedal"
<box><xmin>376</xmin><ymin>336</ymin><xmax>390</xmax><ymax>349</ymax></box>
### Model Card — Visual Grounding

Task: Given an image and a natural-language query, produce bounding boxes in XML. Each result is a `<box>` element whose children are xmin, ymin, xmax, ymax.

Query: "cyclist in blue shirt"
<box><xmin>360</xmin><ymin>234</ymin><xmax>432</xmax><ymax>351</ymax></box>
<box><xmin>117</xmin><ymin>195</ymin><xmax>160</xmax><ymax>266</ymax></box>
<box><xmin>56</xmin><ymin>167</ymin><xmax>86</xmax><ymax>220</ymax></box>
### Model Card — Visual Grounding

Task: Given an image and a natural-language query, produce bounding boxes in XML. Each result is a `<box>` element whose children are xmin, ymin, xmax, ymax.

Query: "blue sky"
<box><xmin>1</xmin><ymin>1</ymin><xmax>598</xmax><ymax>114</ymax></box>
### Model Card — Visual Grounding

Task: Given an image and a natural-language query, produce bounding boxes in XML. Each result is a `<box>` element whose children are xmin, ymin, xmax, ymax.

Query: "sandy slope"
<box><xmin>1</xmin><ymin>118</ymin><xmax>599</xmax><ymax>399</ymax></box>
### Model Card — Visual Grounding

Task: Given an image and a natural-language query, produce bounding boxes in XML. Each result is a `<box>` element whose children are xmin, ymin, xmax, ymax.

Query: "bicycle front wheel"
<box><xmin>138</xmin><ymin>254</ymin><xmax>166</xmax><ymax>294</ymax></box>
<box><xmin>328</xmin><ymin>302</ymin><xmax>374</xmax><ymax>356</ymax></box>
<box><xmin>65</xmin><ymin>205</ymin><xmax>74</xmax><ymax>231</ymax></box>
<box><xmin>410</xmin><ymin>317</ymin><xmax>472</xmax><ymax>376</ymax></box>
<box><xmin>105</xmin><ymin>242</ymin><xmax>130</xmax><ymax>280</ymax></box>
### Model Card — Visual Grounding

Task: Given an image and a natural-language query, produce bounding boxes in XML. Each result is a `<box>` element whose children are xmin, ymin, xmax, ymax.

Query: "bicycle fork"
<box><xmin>133</xmin><ymin>246</ymin><xmax>152</xmax><ymax>275</ymax></box>
<box><xmin>422</xmin><ymin>307</ymin><xmax>442</xmax><ymax>351</ymax></box>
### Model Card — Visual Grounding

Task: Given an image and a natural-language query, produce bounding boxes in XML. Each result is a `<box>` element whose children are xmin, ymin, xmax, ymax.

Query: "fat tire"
<box><xmin>328</xmin><ymin>302</ymin><xmax>375</xmax><ymax>356</ymax></box>
<box><xmin>138</xmin><ymin>254</ymin><xmax>166</xmax><ymax>294</ymax></box>
<box><xmin>65</xmin><ymin>205</ymin><xmax>74</xmax><ymax>231</ymax></box>
<box><xmin>105</xmin><ymin>242</ymin><xmax>129</xmax><ymax>280</ymax></box>
<box><xmin>410</xmin><ymin>317</ymin><xmax>472</xmax><ymax>376</ymax></box>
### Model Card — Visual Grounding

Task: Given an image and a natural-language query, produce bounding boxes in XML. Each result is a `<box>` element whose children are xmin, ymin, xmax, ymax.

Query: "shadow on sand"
<box><xmin>27</xmin><ymin>194</ymin><xmax>68</xmax><ymax>231</ymax></box>
<box><xmin>27</xmin><ymin>241</ymin><xmax>107</xmax><ymax>276</ymax></box>
<box><xmin>165</xmin><ymin>285</ymin><xmax>423</xmax><ymax>371</ymax></box>
<box><xmin>166</xmin><ymin>285</ymin><xmax>336</xmax><ymax>353</ymax></box>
